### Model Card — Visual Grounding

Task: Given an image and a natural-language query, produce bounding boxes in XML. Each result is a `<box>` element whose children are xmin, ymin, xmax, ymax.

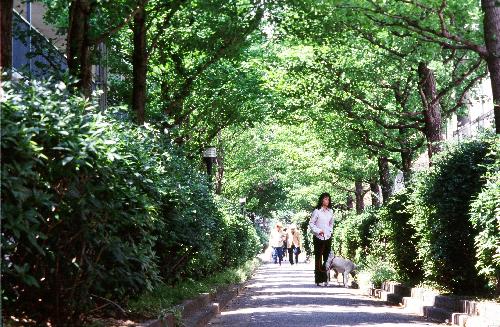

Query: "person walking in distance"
<box><xmin>286</xmin><ymin>224</ymin><xmax>301</xmax><ymax>265</ymax></box>
<box><xmin>310</xmin><ymin>193</ymin><xmax>334</xmax><ymax>286</ymax></box>
<box><xmin>282</xmin><ymin>227</ymin><xmax>288</xmax><ymax>261</ymax></box>
<box><xmin>270</xmin><ymin>222</ymin><xmax>286</xmax><ymax>265</ymax></box>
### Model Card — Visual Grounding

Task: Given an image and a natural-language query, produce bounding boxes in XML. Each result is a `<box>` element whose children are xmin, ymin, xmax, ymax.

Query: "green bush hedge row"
<box><xmin>469</xmin><ymin>138</ymin><xmax>500</xmax><ymax>294</ymax></box>
<box><xmin>332</xmin><ymin>136</ymin><xmax>499</xmax><ymax>295</ymax></box>
<box><xmin>1</xmin><ymin>80</ymin><xmax>261</xmax><ymax>324</ymax></box>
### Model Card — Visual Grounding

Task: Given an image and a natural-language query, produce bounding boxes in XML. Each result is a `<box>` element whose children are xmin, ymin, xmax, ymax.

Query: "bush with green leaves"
<box><xmin>369</xmin><ymin>190</ymin><xmax>423</xmax><ymax>284</ymax></box>
<box><xmin>1</xmin><ymin>80</ymin><xmax>161</xmax><ymax>324</ymax></box>
<box><xmin>362</xmin><ymin>255</ymin><xmax>399</xmax><ymax>288</ymax></box>
<box><xmin>469</xmin><ymin>136</ymin><xmax>500</xmax><ymax>294</ymax></box>
<box><xmin>409</xmin><ymin>137</ymin><xmax>494</xmax><ymax>294</ymax></box>
<box><xmin>1</xmin><ymin>80</ymin><xmax>262</xmax><ymax>323</ymax></box>
<box><xmin>332</xmin><ymin>210</ymin><xmax>378</xmax><ymax>264</ymax></box>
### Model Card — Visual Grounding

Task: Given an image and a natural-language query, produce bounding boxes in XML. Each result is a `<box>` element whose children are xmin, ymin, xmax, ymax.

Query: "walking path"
<box><xmin>208</xmin><ymin>252</ymin><xmax>439</xmax><ymax>327</ymax></box>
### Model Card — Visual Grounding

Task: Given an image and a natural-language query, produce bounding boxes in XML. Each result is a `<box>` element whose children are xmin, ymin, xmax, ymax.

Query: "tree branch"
<box><xmin>148</xmin><ymin>0</ymin><xmax>187</xmax><ymax>54</ymax></box>
<box><xmin>91</xmin><ymin>1</ymin><xmax>148</xmax><ymax>45</ymax></box>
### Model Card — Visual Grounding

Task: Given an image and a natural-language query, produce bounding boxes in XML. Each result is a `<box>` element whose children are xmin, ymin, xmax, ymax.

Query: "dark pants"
<box><xmin>288</xmin><ymin>245</ymin><xmax>299</xmax><ymax>264</ymax></box>
<box><xmin>313</xmin><ymin>236</ymin><xmax>332</xmax><ymax>284</ymax></box>
<box><xmin>272</xmin><ymin>247</ymin><xmax>283</xmax><ymax>265</ymax></box>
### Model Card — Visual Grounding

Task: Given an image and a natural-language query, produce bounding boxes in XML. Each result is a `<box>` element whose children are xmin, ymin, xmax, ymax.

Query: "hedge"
<box><xmin>1</xmin><ymin>79</ymin><xmax>261</xmax><ymax>324</ymax></box>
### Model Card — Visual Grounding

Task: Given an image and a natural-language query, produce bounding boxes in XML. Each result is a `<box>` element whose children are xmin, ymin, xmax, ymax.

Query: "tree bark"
<box><xmin>378</xmin><ymin>156</ymin><xmax>392</xmax><ymax>204</ymax></box>
<box><xmin>132</xmin><ymin>1</ymin><xmax>147</xmax><ymax>125</ymax></box>
<box><xmin>0</xmin><ymin>0</ymin><xmax>13</xmax><ymax>76</ymax></box>
<box><xmin>67</xmin><ymin>0</ymin><xmax>93</xmax><ymax>97</ymax></box>
<box><xmin>418</xmin><ymin>62</ymin><xmax>443</xmax><ymax>162</ymax></box>
<box><xmin>397</xmin><ymin>127</ymin><xmax>413</xmax><ymax>184</ymax></box>
<box><xmin>401</xmin><ymin>149</ymin><xmax>413</xmax><ymax>183</ymax></box>
<box><xmin>482</xmin><ymin>0</ymin><xmax>500</xmax><ymax>134</ymax></box>
<box><xmin>354</xmin><ymin>180</ymin><xmax>364</xmax><ymax>214</ymax></box>
<box><xmin>215</xmin><ymin>131</ymin><xmax>224</xmax><ymax>195</ymax></box>
<box><xmin>370</xmin><ymin>180</ymin><xmax>381</xmax><ymax>208</ymax></box>
<box><xmin>346</xmin><ymin>194</ymin><xmax>354</xmax><ymax>210</ymax></box>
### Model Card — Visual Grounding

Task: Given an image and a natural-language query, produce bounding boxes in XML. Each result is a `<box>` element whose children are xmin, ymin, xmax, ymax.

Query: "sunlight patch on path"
<box><xmin>208</xmin><ymin>256</ymin><xmax>437</xmax><ymax>327</ymax></box>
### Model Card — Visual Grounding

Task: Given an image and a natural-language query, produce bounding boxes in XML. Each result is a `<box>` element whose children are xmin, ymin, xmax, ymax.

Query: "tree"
<box><xmin>45</xmin><ymin>0</ymin><xmax>146</xmax><ymax>96</ymax></box>
<box><xmin>132</xmin><ymin>0</ymin><xmax>147</xmax><ymax>124</ymax></box>
<box><xmin>0</xmin><ymin>0</ymin><xmax>13</xmax><ymax>76</ymax></box>
<box><xmin>482</xmin><ymin>0</ymin><xmax>500</xmax><ymax>134</ymax></box>
<box><xmin>337</xmin><ymin>0</ymin><xmax>500</xmax><ymax>133</ymax></box>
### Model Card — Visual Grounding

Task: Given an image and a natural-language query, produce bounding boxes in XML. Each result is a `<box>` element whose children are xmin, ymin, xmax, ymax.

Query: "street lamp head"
<box><xmin>202</xmin><ymin>146</ymin><xmax>217</xmax><ymax>177</ymax></box>
<box><xmin>203</xmin><ymin>146</ymin><xmax>217</xmax><ymax>159</ymax></box>
<box><xmin>239</xmin><ymin>197</ymin><xmax>246</xmax><ymax>205</ymax></box>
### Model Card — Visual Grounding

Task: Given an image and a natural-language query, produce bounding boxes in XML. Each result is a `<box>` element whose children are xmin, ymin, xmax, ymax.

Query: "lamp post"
<box><xmin>239</xmin><ymin>197</ymin><xmax>246</xmax><ymax>218</ymax></box>
<box><xmin>203</xmin><ymin>146</ymin><xmax>217</xmax><ymax>175</ymax></box>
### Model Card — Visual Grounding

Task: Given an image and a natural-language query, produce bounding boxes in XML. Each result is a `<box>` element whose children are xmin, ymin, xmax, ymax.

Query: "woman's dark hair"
<box><xmin>315</xmin><ymin>192</ymin><xmax>332</xmax><ymax>209</ymax></box>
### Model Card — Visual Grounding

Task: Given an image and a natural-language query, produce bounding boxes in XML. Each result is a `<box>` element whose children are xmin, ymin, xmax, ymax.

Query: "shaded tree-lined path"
<box><xmin>208</xmin><ymin>257</ymin><xmax>437</xmax><ymax>327</ymax></box>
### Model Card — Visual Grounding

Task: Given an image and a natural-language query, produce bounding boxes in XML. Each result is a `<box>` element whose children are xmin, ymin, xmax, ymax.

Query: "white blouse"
<box><xmin>269</xmin><ymin>229</ymin><xmax>285</xmax><ymax>247</ymax></box>
<box><xmin>309</xmin><ymin>208</ymin><xmax>334</xmax><ymax>240</ymax></box>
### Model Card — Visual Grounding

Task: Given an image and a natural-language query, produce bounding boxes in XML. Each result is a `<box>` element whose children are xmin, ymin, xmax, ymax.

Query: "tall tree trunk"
<box><xmin>67</xmin><ymin>0</ymin><xmax>93</xmax><ymax>97</ymax></box>
<box><xmin>346</xmin><ymin>194</ymin><xmax>354</xmax><ymax>210</ymax></box>
<box><xmin>418</xmin><ymin>62</ymin><xmax>443</xmax><ymax>162</ymax></box>
<box><xmin>401</xmin><ymin>149</ymin><xmax>412</xmax><ymax>184</ymax></box>
<box><xmin>378</xmin><ymin>156</ymin><xmax>392</xmax><ymax>204</ymax></box>
<box><xmin>0</xmin><ymin>0</ymin><xmax>13</xmax><ymax>76</ymax></box>
<box><xmin>482</xmin><ymin>0</ymin><xmax>500</xmax><ymax>134</ymax></box>
<box><xmin>215</xmin><ymin>131</ymin><xmax>224</xmax><ymax>195</ymax></box>
<box><xmin>370</xmin><ymin>179</ymin><xmax>381</xmax><ymax>208</ymax></box>
<box><xmin>354</xmin><ymin>180</ymin><xmax>364</xmax><ymax>214</ymax></box>
<box><xmin>132</xmin><ymin>1</ymin><xmax>147</xmax><ymax>125</ymax></box>
<box><xmin>398</xmin><ymin>127</ymin><xmax>412</xmax><ymax>184</ymax></box>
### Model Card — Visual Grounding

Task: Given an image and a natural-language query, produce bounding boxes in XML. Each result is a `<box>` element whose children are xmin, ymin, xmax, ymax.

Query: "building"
<box><xmin>11</xmin><ymin>0</ymin><xmax>107</xmax><ymax>109</ymax></box>
<box><xmin>395</xmin><ymin>77</ymin><xmax>495</xmax><ymax>190</ymax></box>
<box><xmin>444</xmin><ymin>79</ymin><xmax>495</xmax><ymax>140</ymax></box>
<box><xmin>12</xmin><ymin>0</ymin><xmax>67</xmax><ymax>79</ymax></box>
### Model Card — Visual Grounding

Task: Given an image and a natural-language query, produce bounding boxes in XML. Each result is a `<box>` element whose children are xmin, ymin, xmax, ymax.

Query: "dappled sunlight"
<box><xmin>208</xmin><ymin>263</ymin><xmax>437</xmax><ymax>326</ymax></box>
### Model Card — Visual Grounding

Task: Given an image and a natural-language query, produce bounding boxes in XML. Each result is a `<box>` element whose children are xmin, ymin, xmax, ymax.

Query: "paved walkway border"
<box><xmin>140</xmin><ymin>259</ymin><xmax>262</xmax><ymax>327</ymax></box>
<box><xmin>367</xmin><ymin>282</ymin><xmax>500</xmax><ymax>327</ymax></box>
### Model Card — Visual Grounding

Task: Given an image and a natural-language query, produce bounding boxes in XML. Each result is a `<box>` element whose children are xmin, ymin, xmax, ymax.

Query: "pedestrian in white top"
<box><xmin>269</xmin><ymin>222</ymin><xmax>286</xmax><ymax>265</ymax></box>
<box><xmin>309</xmin><ymin>192</ymin><xmax>334</xmax><ymax>286</ymax></box>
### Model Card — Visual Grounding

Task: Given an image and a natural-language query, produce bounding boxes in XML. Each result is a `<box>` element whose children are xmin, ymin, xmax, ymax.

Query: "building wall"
<box><xmin>13</xmin><ymin>0</ymin><xmax>65</xmax><ymax>50</ymax></box>
<box><xmin>11</xmin><ymin>1</ymin><xmax>107</xmax><ymax>110</ymax></box>
<box><xmin>401</xmin><ymin>77</ymin><xmax>495</xmax><ymax>182</ymax></box>
<box><xmin>12</xmin><ymin>0</ymin><xmax>67</xmax><ymax>78</ymax></box>
<box><xmin>444</xmin><ymin>78</ymin><xmax>495</xmax><ymax>141</ymax></box>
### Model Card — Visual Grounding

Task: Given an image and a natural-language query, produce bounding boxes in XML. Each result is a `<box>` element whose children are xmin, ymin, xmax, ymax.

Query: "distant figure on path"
<box><xmin>309</xmin><ymin>192</ymin><xmax>334</xmax><ymax>286</ymax></box>
<box><xmin>286</xmin><ymin>224</ymin><xmax>301</xmax><ymax>265</ymax></box>
<box><xmin>270</xmin><ymin>222</ymin><xmax>286</xmax><ymax>265</ymax></box>
<box><xmin>282</xmin><ymin>227</ymin><xmax>288</xmax><ymax>261</ymax></box>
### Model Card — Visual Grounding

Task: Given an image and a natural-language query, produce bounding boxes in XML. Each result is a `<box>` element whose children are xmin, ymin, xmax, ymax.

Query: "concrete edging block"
<box><xmin>144</xmin><ymin>267</ymin><xmax>254</xmax><ymax>327</ymax></box>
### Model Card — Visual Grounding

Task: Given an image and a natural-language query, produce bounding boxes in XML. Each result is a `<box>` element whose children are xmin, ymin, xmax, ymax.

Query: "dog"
<box><xmin>325</xmin><ymin>251</ymin><xmax>357</xmax><ymax>287</ymax></box>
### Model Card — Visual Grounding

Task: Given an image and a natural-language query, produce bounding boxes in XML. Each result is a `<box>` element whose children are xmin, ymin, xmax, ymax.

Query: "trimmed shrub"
<box><xmin>1</xmin><ymin>80</ymin><xmax>262</xmax><ymax>324</ymax></box>
<box><xmin>1</xmin><ymin>80</ymin><xmax>160</xmax><ymax>324</ymax></box>
<box><xmin>469</xmin><ymin>136</ymin><xmax>500</xmax><ymax>294</ymax></box>
<box><xmin>362</xmin><ymin>255</ymin><xmax>399</xmax><ymax>288</ymax></box>
<box><xmin>409</xmin><ymin>138</ymin><xmax>494</xmax><ymax>294</ymax></box>
<box><xmin>370</xmin><ymin>190</ymin><xmax>423</xmax><ymax>284</ymax></box>
<box><xmin>332</xmin><ymin>210</ymin><xmax>378</xmax><ymax>264</ymax></box>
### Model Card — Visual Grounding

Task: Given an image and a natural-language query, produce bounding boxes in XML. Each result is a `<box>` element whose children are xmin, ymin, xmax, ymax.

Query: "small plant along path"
<box><xmin>208</xmin><ymin>253</ymin><xmax>437</xmax><ymax>327</ymax></box>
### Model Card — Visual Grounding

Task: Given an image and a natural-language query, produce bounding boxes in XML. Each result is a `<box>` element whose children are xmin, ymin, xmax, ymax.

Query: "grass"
<box><xmin>126</xmin><ymin>258</ymin><xmax>261</xmax><ymax>319</ymax></box>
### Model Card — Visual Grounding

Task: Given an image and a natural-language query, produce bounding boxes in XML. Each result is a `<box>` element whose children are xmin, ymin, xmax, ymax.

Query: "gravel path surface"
<box><xmin>208</xmin><ymin>255</ymin><xmax>439</xmax><ymax>327</ymax></box>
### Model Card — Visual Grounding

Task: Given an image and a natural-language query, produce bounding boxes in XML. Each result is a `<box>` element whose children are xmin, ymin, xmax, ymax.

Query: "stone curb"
<box><xmin>139</xmin><ymin>283</ymin><xmax>247</xmax><ymax>327</ymax></box>
<box><xmin>364</xmin><ymin>283</ymin><xmax>500</xmax><ymax>326</ymax></box>
<box><xmin>140</xmin><ymin>258</ymin><xmax>262</xmax><ymax>327</ymax></box>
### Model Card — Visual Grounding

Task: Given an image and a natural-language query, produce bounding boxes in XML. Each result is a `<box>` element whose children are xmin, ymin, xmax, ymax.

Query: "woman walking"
<box><xmin>286</xmin><ymin>224</ymin><xmax>301</xmax><ymax>265</ymax></box>
<box><xmin>270</xmin><ymin>222</ymin><xmax>286</xmax><ymax>265</ymax></box>
<box><xmin>309</xmin><ymin>192</ymin><xmax>334</xmax><ymax>286</ymax></box>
